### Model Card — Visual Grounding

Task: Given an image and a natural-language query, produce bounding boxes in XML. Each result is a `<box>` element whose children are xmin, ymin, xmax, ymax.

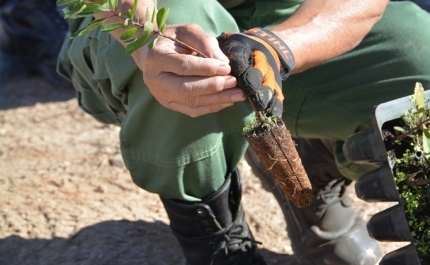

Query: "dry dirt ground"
<box><xmin>0</xmin><ymin>75</ymin><xmax>408</xmax><ymax>265</ymax></box>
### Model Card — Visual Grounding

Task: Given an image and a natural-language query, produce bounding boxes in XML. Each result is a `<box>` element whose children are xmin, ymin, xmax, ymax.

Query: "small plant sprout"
<box><xmin>389</xmin><ymin>82</ymin><xmax>430</xmax><ymax>263</ymax></box>
<box><xmin>243</xmin><ymin>111</ymin><xmax>279</xmax><ymax>136</ymax></box>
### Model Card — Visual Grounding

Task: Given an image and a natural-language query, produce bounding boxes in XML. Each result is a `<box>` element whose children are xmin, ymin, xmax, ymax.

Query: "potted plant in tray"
<box><xmin>344</xmin><ymin>82</ymin><xmax>430</xmax><ymax>265</ymax></box>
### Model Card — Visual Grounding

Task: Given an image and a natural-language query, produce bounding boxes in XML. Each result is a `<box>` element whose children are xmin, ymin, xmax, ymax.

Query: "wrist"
<box><xmin>244</xmin><ymin>28</ymin><xmax>295</xmax><ymax>77</ymax></box>
<box><xmin>269</xmin><ymin>27</ymin><xmax>308</xmax><ymax>74</ymax></box>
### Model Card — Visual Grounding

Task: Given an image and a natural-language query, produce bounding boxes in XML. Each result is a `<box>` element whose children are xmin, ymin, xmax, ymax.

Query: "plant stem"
<box><xmin>152</xmin><ymin>29</ymin><xmax>268</xmax><ymax>123</ymax></box>
<box><xmin>107</xmin><ymin>11</ymin><xmax>208</xmax><ymax>57</ymax></box>
<box><xmin>406</xmin><ymin>178</ymin><xmax>430</xmax><ymax>186</ymax></box>
<box><xmin>157</xmin><ymin>33</ymin><xmax>266</xmax><ymax>123</ymax></box>
<box><xmin>108</xmin><ymin>9</ymin><xmax>268</xmax><ymax>123</ymax></box>
<box><xmin>247</xmin><ymin>99</ymin><xmax>267</xmax><ymax>123</ymax></box>
<box><xmin>391</xmin><ymin>118</ymin><xmax>430</xmax><ymax>142</ymax></box>
<box><xmin>154</xmin><ymin>32</ymin><xmax>266</xmax><ymax>124</ymax></box>
<box><xmin>156</xmin><ymin>32</ymin><xmax>207</xmax><ymax>58</ymax></box>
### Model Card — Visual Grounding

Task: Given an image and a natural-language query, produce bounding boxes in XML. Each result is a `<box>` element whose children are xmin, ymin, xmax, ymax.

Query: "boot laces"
<box><xmin>210</xmin><ymin>222</ymin><xmax>262</xmax><ymax>265</ymax></box>
<box><xmin>314</xmin><ymin>176</ymin><xmax>349</xmax><ymax>218</ymax></box>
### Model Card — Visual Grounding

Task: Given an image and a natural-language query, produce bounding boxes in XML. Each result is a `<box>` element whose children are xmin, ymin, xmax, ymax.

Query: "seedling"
<box><xmin>384</xmin><ymin>83</ymin><xmax>430</xmax><ymax>264</ymax></box>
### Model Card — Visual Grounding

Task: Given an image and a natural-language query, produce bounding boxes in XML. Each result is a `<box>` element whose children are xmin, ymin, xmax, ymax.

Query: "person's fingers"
<box><xmin>138</xmin><ymin>24</ymin><xmax>250</xmax><ymax>117</ymax></box>
<box><xmin>174</xmin><ymin>24</ymin><xmax>230</xmax><ymax>62</ymax></box>
<box><xmin>165</xmin><ymin>87</ymin><xmax>245</xmax><ymax>117</ymax></box>
<box><xmin>148</xmin><ymin>77</ymin><xmax>245</xmax><ymax>111</ymax></box>
<box><xmin>253</xmin><ymin>85</ymin><xmax>273</xmax><ymax>110</ymax></box>
<box><xmin>147</xmin><ymin>73</ymin><xmax>238</xmax><ymax>98</ymax></box>
<box><xmin>237</xmin><ymin>67</ymin><xmax>263</xmax><ymax>96</ymax></box>
<box><xmin>151</xmin><ymin>52</ymin><xmax>231</xmax><ymax>77</ymax></box>
<box><xmin>220</xmin><ymin>40</ymin><xmax>253</xmax><ymax>76</ymax></box>
<box><xmin>145</xmin><ymin>36</ymin><xmax>231</xmax><ymax>77</ymax></box>
<box><xmin>180</xmin><ymin>88</ymin><xmax>245</xmax><ymax>108</ymax></box>
<box><xmin>266</xmin><ymin>96</ymin><xmax>283</xmax><ymax>119</ymax></box>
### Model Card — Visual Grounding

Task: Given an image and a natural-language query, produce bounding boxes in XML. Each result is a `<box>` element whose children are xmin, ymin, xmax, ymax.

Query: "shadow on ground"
<box><xmin>0</xmin><ymin>220</ymin><xmax>296</xmax><ymax>265</ymax></box>
<box><xmin>0</xmin><ymin>74</ymin><xmax>298</xmax><ymax>265</ymax></box>
<box><xmin>0</xmin><ymin>76</ymin><xmax>75</xmax><ymax>110</ymax></box>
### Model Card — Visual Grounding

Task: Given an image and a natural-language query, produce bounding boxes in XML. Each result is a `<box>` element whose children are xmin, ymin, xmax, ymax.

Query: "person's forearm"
<box><xmin>271</xmin><ymin>0</ymin><xmax>389</xmax><ymax>73</ymax></box>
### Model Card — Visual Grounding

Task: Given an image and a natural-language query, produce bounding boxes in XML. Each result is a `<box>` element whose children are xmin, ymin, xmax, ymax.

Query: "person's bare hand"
<box><xmin>132</xmin><ymin>24</ymin><xmax>245</xmax><ymax>117</ymax></box>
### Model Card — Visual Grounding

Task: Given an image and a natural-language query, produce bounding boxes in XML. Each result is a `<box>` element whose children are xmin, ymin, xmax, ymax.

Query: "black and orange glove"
<box><xmin>218</xmin><ymin>28</ymin><xmax>295</xmax><ymax>119</ymax></box>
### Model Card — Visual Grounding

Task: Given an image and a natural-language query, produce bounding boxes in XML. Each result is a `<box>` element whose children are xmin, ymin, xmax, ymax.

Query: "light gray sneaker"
<box><xmin>245</xmin><ymin>138</ymin><xmax>383</xmax><ymax>265</ymax></box>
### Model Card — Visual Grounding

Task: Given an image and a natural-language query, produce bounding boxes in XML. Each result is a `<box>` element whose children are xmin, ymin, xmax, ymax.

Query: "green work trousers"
<box><xmin>57</xmin><ymin>0</ymin><xmax>430</xmax><ymax>201</ymax></box>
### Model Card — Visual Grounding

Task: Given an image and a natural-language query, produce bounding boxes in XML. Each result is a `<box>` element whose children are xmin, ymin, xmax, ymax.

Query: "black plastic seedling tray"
<box><xmin>343</xmin><ymin>91</ymin><xmax>430</xmax><ymax>265</ymax></box>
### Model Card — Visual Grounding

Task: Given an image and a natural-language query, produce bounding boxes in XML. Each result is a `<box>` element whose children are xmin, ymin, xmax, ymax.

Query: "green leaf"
<box><xmin>70</xmin><ymin>18</ymin><xmax>106</xmax><ymax>38</ymax></box>
<box><xmin>131</xmin><ymin>0</ymin><xmax>139</xmax><ymax>17</ymax></box>
<box><xmin>109</xmin><ymin>0</ymin><xmax>118</xmax><ymax>11</ymax></box>
<box><xmin>143</xmin><ymin>22</ymin><xmax>153</xmax><ymax>34</ymax></box>
<box><xmin>125</xmin><ymin>33</ymin><xmax>152</xmax><ymax>54</ymax></box>
<box><xmin>66</xmin><ymin>3</ymin><xmax>104</xmax><ymax>18</ymax></box>
<box><xmin>63</xmin><ymin>3</ymin><xmax>87</xmax><ymax>19</ymax></box>
<box><xmin>422</xmin><ymin>128</ymin><xmax>430</xmax><ymax>161</ymax></box>
<box><xmin>151</xmin><ymin>6</ymin><xmax>157</xmax><ymax>23</ymax></box>
<box><xmin>127</xmin><ymin>8</ymin><xmax>133</xmax><ymax>20</ymax></box>
<box><xmin>156</xmin><ymin>7</ymin><xmax>169</xmax><ymax>32</ymax></box>
<box><xmin>125</xmin><ymin>38</ymin><xmax>137</xmax><ymax>44</ymax></box>
<box><xmin>120</xmin><ymin>27</ymin><xmax>138</xmax><ymax>40</ymax></box>
<box><xmin>97</xmin><ymin>3</ymin><xmax>110</xmax><ymax>12</ymax></box>
<box><xmin>123</xmin><ymin>18</ymin><xmax>131</xmax><ymax>27</ymax></box>
<box><xmin>160</xmin><ymin>23</ymin><xmax>166</xmax><ymax>33</ymax></box>
<box><xmin>83</xmin><ymin>3</ymin><xmax>102</xmax><ymax>13</ymax></box>
<box><xmin>148</xmin><ymin>37</ymin><xmax>158</xmax><ymax>49</ymax></box>
<box><xmin>85</xmin><ymin>0</ymin><xmax>104</xmax><ymax>4</ymax></box>
<box><xmin>67</xmin><ymin>11</ymin><xmax>96</xmax><ymax>19</ymax></box>
<box><xmin>414</xmin><ymin>82</ymin><xmax>426</xmax><ymax>111</ymax></box>
<box><xmin>393</xmin><ymin>126</ymin><xmax>406</xmax><ymax>133</ymax></box>
<box><xmin>145</xmin><ymin>7</ymin><xmax>151</xmax><ymax>22</ymax></box>
<box><xmin>100</xmin><ymin>22</ymin><xmax>124</xmax><ymax>32</ymax></box>
<box><xmin>57</xmin><ymin>0</ymin><xmax>81</xmax><ymax>6</ymax></box>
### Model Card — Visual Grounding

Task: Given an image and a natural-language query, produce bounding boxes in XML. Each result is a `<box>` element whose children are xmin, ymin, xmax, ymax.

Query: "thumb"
<box><xmin>207</xmin><ymin>35</ymin><xmax>229</xmax><ymax>63</ymax></box>
<box><xmin>213</xmin><ymin>46</ymin><xmax>230</xmax><ymax>63</ymax></box>
<box><xmin>175</xmin><ymin>24</ymin><xmax>230</xmax><ymax>63</ymax></box>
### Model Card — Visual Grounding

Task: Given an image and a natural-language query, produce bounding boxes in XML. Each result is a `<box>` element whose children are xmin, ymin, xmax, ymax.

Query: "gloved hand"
<box><xmin>218</xmin><ymin>28</ymin><xmax>295</xmax><ymax>119</ymax></box>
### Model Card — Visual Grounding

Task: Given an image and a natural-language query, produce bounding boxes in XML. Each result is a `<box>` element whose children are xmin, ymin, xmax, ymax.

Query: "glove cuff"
<box><xmin>244</xmin><ymin>27</ymin><xmax>295</xmax><ymax>78</ymax></box>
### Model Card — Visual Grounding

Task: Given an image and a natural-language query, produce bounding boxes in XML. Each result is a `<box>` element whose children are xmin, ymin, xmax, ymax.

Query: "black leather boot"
<box><xmin>245</xmin><ymin>139</ymin><xmax>383</xmax><ymax>265</ymax></box>
<box><xmin>0</xmin><ymin>0</ymin><xmax>70</xmax><ymax>86</ymax></box>
<box><xmin>160</xmin><ymin>170</ymin><xmax>267</xmax><ymax>265</ymax></box>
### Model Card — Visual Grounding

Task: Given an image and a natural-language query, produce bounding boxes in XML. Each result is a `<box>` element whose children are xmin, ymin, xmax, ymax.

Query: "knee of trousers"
<box><xmin>379</xmin><ymin>2</ymin><xmax>430</xmax><ymax>83</ymax></box>
<box><xmin>157</xmin><ymin>0</ymin><xmax>239</xmax><ymax>34</ymax></box>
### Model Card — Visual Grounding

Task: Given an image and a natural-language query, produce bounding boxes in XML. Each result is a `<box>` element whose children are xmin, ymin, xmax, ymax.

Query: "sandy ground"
<box><xmin>0</xmin><ymin>75</ymin><xmax>408</xmax><ymax>265</ymax></box>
